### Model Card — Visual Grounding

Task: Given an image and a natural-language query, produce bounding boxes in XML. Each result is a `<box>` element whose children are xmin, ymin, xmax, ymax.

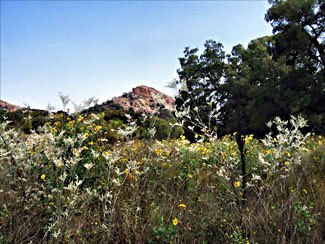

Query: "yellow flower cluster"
<box><xmin>244</xmin><ymin>134</ymin><xmax>254</xmax><ymax>144</ymax></box>
<box><xmin>67</xmin><ymin>120</ymin><xmax>75</xmax><ymax>127</ymax></box>
<box><xmin>196</xmin><ymin>143</ymin><xmax>212</xmax><ymax>156</ymax></box>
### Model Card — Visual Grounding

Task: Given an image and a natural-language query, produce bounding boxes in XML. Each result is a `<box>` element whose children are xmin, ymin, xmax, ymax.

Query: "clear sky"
<box><xmin>1</xmin><ymin>0</ymin><xmax>273</xmax><ymax>111</ymax></box>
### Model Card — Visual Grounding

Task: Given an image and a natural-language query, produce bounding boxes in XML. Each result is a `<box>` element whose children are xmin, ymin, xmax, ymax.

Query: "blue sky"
<box><xmin>1</xmin><ymin>0</ymin><xmax>273</xmax><ymax>111</ymax></box>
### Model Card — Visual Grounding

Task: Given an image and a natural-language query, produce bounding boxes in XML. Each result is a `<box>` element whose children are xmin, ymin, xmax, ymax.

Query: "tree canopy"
<box><xmin>175</xmin><ymin>0</ymin><xmax>325</xmax><ymax>138</ymax></box>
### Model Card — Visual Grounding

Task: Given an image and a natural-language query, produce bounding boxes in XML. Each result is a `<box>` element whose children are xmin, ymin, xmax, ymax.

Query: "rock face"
<box><xmin>113</xmin><ymin>85</ymin><xmax>174</xmax><ymax>114</ymax></box>
<box><xmin>85</xmin><ymin>85</ymin><xmax>175</xmax><ymax>115</ymax></box>
<box><xmin>0</xmin><ymin>100</ymin><xmax>21</xmax><ymax>112</ymax></box>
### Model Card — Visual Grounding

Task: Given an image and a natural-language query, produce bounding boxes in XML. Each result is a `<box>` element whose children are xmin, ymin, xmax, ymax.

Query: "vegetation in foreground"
<box><xmin>0</xmin><ymin>1</ymin><xmax>324</xmax><ymax>242</ymax></box>
<box><xmin>0</xmin><ymin>112</ymin><xmax>324</xmax><ymax>243</ymax></box>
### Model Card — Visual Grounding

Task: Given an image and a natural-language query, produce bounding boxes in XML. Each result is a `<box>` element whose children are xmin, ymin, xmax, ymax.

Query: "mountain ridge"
<box><xmin>1</xmin><ymin>85</ymin><xmax>175</xmax><ymax>115</ymax></box>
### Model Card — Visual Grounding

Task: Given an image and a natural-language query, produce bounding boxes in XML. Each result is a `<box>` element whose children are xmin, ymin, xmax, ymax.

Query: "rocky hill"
<box><xmin>0</xmin><ymin>85</ymin><xmax>175</xmax><ymax>116</ymax></box>
<box><xmin>0</xmin><ymin>100</ymin><xmax>21</xmax><ymax>112</ymax></box>
<box><xmin>84</xmin><ymin>85</ymin><xmax>175</xmax><ymax>115</ymax></box>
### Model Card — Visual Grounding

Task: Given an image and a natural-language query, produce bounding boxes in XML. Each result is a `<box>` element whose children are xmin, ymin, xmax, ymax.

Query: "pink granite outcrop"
<box><xmin>109</xmin><ymin>85</ymin><xmax>174</xmax><ymax>114</ymax></box>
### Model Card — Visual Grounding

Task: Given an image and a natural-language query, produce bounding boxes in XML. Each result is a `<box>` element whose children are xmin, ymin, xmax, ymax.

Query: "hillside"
<box><xmin>0</xmin><ymin>100</ymin><xmax>21</xmax><ymax>112</ymax></box>
<box><xmin>84</xmin><ymin>85</ymin><xmax>175</xmax><ymax>115</ymax></box>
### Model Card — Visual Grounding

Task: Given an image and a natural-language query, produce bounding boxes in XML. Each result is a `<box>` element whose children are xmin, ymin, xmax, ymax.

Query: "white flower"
<box><xmin>83</xmin><ymin>163</ymin><xmax>93</xmax><ymax>170</ymax></box>
<box><xmin>258</xmin><ymin>153</ymin><xmax>271</xmax><ymax>167</ymax></box>
<box><xmin>251</xmin><ymin>174</ymin><xmax>262</xmax><ymax>182</ymax></box>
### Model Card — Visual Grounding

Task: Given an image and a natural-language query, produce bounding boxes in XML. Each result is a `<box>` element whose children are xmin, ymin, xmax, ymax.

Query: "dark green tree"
<box><xmin>266</xmin><ymin>0</ymin><xmax>325</xmax><ymax>133</ymax></box>
<box><xmin>266</xmin><ymin>0</ymin><xmax>324</xmax><ymax>68</ymax></box>
<box><xmin>176</xmin><ymin>36</ymin><xmax>290</xmax><ymax>138</ymax></box>
<box><xmin>222</xmin><ymin>36</ymin><xmax>293</xmax><ymax>137</ymax></box>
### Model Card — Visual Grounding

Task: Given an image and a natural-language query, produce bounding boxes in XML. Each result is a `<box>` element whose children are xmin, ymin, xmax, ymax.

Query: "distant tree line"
<box><xmin>175</xmin><ymin>0</ymin><xmax>325</xmax><ymax>140</ymax></box>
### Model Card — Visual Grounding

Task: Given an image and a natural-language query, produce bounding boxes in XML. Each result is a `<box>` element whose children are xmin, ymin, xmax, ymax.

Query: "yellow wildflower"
<box><xmin>50</xmin><ymin>127</ymin><xmax>56</xmax><ymax>133</ymax></box>
<box><xmin>234</xmin><ymin>181</ymin><xmax>241</xmax><ymax>188</ymax></box>
<box><xmin>41</xmin><ymin>174</ymin><xmax>46</xmax><ymax>180</ymax></box>
<box><xmin>156</xmin><ymin>149</ymin><xmax>162</xmax><ymax>156</ymax></box>
<box><xmin>178</xmin><ymin>203</ymin><xmax>186</xmax><ymax>209</ymax></box>
<box><xmin>284</xmin><ymin>161</ymin><xmax>290</xmax><ymax>166</ymax></box>
<box><xmin>67</xmin><ymin>120</ymin><xmax>75</xmax><ymax>127</ymax></box>
<box><xmin>172</xmin><ymin>218</ymin><xmax>178</xmax><ymax>225</ymax></box>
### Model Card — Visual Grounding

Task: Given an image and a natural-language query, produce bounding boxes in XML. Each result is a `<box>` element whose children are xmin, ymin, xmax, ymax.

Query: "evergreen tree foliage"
<box><xmin>175</xmin><ymin>0</ymin><xmax>325</xmax><ymax>136</ymax></box>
